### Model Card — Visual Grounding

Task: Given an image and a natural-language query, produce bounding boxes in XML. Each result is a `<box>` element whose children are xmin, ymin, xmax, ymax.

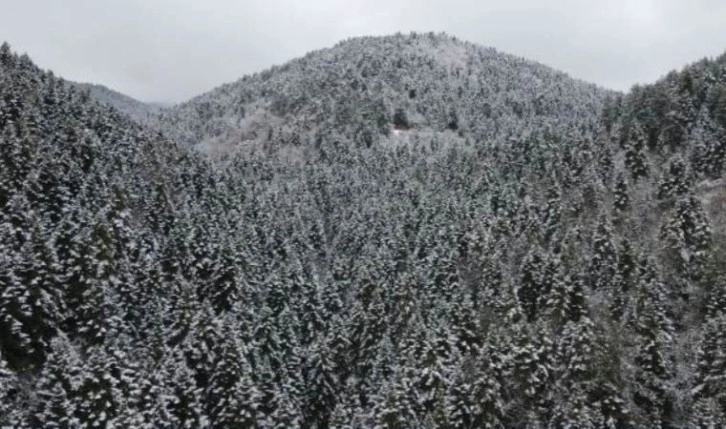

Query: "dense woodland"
<box><xmin>158</xmin><ymin>34</ymin><xmax>607</xmax><ymax>154</ymax></box>
<box><xmin>73</xmin><ymin>82</ymin><xmax>165</xmax><ymax>125</ymax></box>
<box><xmin>1</xmin><ymin>33</ymin><xmax>726</xmax><ymax>428</ymax></box>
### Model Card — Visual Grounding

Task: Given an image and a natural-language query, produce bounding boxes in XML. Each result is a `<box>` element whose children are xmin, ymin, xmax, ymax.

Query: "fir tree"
<box><xmin>613</xmin><ymin>172</ymin><xmax>631</xmax><ymax>215</ymax></box>
<box><xmin>630</xmin><ymin>265</ymin><xmax>675</xmax><ymax>428</ymax></box>
<box><xmin>624</xmin><ymin>122</ymin><xmax>649</xmax><ymax>180</ymax></box>
<box><xmin>657</xmin><ymin>156</ymin><xmax>691</xmax><ymax>200</ymax></box>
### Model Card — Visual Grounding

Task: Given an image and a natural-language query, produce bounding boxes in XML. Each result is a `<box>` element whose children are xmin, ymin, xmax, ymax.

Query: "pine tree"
<box><xmin>393</xmin><ymin>108</ymin><xmax>409</xmax><ymax>130</ymax></box>
<box><xmin>0</xmin><ymin>41</ymin><xmax>13</xmax><ymax>68</ymax></box>
<box><xmin>548</xmin><ymin>316</ymin><xmax>627</xmax><ymax>429</ymax></box>
<box><xmin>148</xmin><ymin>347</ymin><xmax>208</xmax><ymax>429</ymax></box>
<box><xmin>609</xmin><ymin>238</ymin><xmax>637</xmax><ymax>318</ymax></box>
<box><xmin>691</xmin><ymin>315</ymin><xmax>726</xmax><ymax>427</ymax></box>
<box><xmin>590</xmin><ymin>218</ymin><xmax>618</xmax><ymax>291</ymax></box>
<box><xmin>613</xmin><ymin>172</ymin><xmax>631</xmax><ymax>215</ymax></box>
<box><xmin>374</xmin><ymin>371</ymin><xmax>418</xmax><ymax>429</ymax></box>
<box><xmin>208</xmin><ymin>246</ymin><xmax>242</xmax><ymax>314</ymax></box>
<box><xmin>0</xmin><ymin>350</ymin><xmax>23</xmax><ymax>428</ymax></box>
<box><xmin>0</xmin><ymin>195</ymin><xmax>61</xmax><ymax>370</ymax></box>
<box><xmin>657</xmin><ymin>156</ymin><xmax>691</xmax><ymax>200</ymax></box>
<box><xmin>545</xmin><ymin>271</ymin><xmax>588</xmax><ymax>333</ymax></box>
<box><xmin>661</xmin><ymin>195</ymin><xmax>711</xmax><ymax>278</ymax></box>
<box><xmin>34</xmin><ymin>335</ymin><xmax>82</xmax><ymax>429</ymax></box>
<box><xmin>73</xmin><ymin>343</ymin><xmax>137</xmax><ymax>429</ymax></box>
<box><xmin>262</xmin><ymin>359</ymin><xmax>302</xmax><ymax>429</ymax></box>
<box><xmin>303</xmin><ymin>339</ymin><xmax>339</xmax><ymax>429</ymax></box>
<box><xmin>713</xmin><ymin>84</ymin><xmax>726</xmax><ymax>129</ymax></box>
<box><xmin>446</xmin><ymin>344</ymin><xmax>504</xmax><ymax>429</ymax></box>
<box><xmin>689</xmin><ymin>106</ymin><xmax>725</xmax><ymax>178</ymax></box>
<box><xmin>61</xmin><ymin>211</ymin><xmax>125</xmax><ymax>346</ymax></box>
<box><xmin>691</xmin><ymin>282</ymin><xmax>726</xmax><ymax>426</ymax></box>
<box><xmin>704</xmin><ymin>282</ymin><xmax>726</xmax><ymax>322</ymax></box>
<box><xmin>540</xmin><ymin>184</ymin><xmax>562</xmax><ymax>240</ymax></box>
<box><xmin>630</xmin><ymin>264</ymin><xmax>675</xmax><ymax>428</ymax></box>
<box><xmin>625</xmin><ymin>122</ymin><xmax>649</xmax><ymax>180</ymax></box>
<box><xmin>412</xmin><ymin>332</ymin><xmax>451</xmax><ymax>428</ymax></box>
<box><xmin>204</xmin><ymin>318</ymin><xmax>260</xmax><ymax>429</ymax></box>
<box><xmin>517</xmin><ymin>249</ymin><xmax>548</xmax><ymax>322</ymax></box>
<box><xmin>503</xmin><ymin>322</ymin><xmax>554</xmax><ymax>426</ymax></box>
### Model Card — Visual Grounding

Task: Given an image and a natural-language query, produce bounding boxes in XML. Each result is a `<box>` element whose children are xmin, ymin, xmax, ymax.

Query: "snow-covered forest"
<box><xmin>1</xmin><ymin>33</ymin><xmax>726</xmax><ymax>428</ymax></box>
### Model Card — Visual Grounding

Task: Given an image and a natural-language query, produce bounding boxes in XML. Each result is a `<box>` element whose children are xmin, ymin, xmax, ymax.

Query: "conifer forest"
<box><xmin>2</xmin><ymin>33</ymin><xmax>726</xmax><ymax>428</ymax></box>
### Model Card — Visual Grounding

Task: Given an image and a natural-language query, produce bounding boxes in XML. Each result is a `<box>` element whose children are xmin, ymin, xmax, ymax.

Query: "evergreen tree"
<box><xmin>661</xmin><ymin>195</ymin><xmax>711</xmax><ymax>279</ymax></box>
<box><xmin>624</xmin><ymin>122</ymin><xmax>649</xmax><ymax>180</ymax></box>
<box><xmin>550</xmin><ymin>318</ymin><xmax>600</xmax><ymax>429</ymax></box>
<box><xmin>691</xmin><ymin>315</ymin><xmax>726</xmax><ymax>427</ymax></box>
<box><xmin>0</xmin><ymin>196</ymin><xmax>61</xmax><ymax>370</ymax></box>
<box><xmin>657</xmin><ymin>156</ymin><xmax>691</xmax><ymax>200</ymax></box>
<box><xmin>393</xmin><ymin>108</ymin><xmax>409</xmax><ymax>130</ymax></box>
<box><xmin>412</xmin><ymin>333</ymin><xmax>451</xmax><ymax>428</ymax></box>
<box><xmin>613</xmin><ymin>172</ymin><xmax>631</xmax><ymax>215</ymax></box>
<box><xmin>504</xmin><ymin>322</ymin><xmax>554</xmax><ymax>426</ymax></box>
<box><xmin>0</xmin><ymin>350</ymin><xmax>23</xmax><ymax>428</ymax></box>
<box><xmin>689</xmin><ymin>106</ymin><xmax>725</xmax><ymax>178</ymax></box>
<box><xmin>374</xmin><ymin>371</ymin><xmax>418</xmax><ymax>429</ymax></box>
<box><xmin>204</xmin><ymin>318</ymin><xmax>260</xmax><ymax>429</ymax></box>
<box><xmin>446</xmin><ymin>344</ymin><xmax>504</xmax><ymax>429</ymax></box>
<box><xmin>303</xmin><ymin>340</ymin><xmax>339</xmax><ymax>429</ymax></box>
<box><xmin>34</xmin><ymin>335</ymin><xmax>82</xmax><ymax>429</ymax></box>
<box><xmin>148</xmin><ymin>347</ymin><xmax>208</xmax><ymax>429</ymax></box>
<box><xmin>630</xmin><ymin>264</ymin><xmax>675</xmax><ymax>428</ymax></box>
<box><xmin>72</xmin><ymin>342</ymin><xmax>138</xmax><ymax>429</ymax></box>
<box><xmin>590</xmin><ymin>218</ymin><xmax>618</xmax><ymax>291</ymax></box>
<box><xmin>517</xmin><ymin>249</ymin><xmax>548</xmax><ymax>322</ymax></box>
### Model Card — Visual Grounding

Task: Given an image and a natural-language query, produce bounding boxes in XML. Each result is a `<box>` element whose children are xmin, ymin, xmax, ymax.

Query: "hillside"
<box><xmin>74</xmin><ymin>82</ymin><xmax>165</xmax><ymax>122</ymax></box>
<box><xmin>158</xmin><ymin>33</ymin><xmax>610</xmax><ymax>154</ymax></box>
<box><xmin>1</xmin><ymin>35</ymin><xmax>726</xmax><ymax>428</ymax></box>
<box><xmin>0</xmin><ymin>42</ymin><xmax>236</xmax><ymax>427</ymax></box>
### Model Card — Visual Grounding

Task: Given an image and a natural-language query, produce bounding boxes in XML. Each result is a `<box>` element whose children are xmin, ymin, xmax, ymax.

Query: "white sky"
<box><xmin>2</xmin><ymin>0</ymin><xmax>726</xmax><ymax>103</ymax></box>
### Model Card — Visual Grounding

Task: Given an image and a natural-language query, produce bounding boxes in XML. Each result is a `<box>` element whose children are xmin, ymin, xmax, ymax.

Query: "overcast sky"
<box><xmin>3</xmin><ymin>0</ymin><xmax>726</xmax><ymax>103</ymax></box>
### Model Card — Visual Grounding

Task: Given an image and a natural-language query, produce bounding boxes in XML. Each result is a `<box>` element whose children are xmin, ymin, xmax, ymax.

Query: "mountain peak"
<box><xmin>160</xmin><ymin>33</ymin><xmax>610</xmax><ymax>154</ymax></box>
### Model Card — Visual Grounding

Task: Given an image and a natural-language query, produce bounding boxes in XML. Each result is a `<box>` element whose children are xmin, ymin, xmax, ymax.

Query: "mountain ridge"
<box><xmin>73</xmin><ymin>81</ymin><xmax>167</xmax><ymax>121</ymax></box>
<box><xmin>155</xmin><ymin>32</ymin><xmax>612</xmax><ymax>154</ymax></box>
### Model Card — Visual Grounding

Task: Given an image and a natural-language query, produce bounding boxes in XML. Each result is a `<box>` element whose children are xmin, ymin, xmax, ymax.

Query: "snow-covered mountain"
<box><xmin>158</xmin><ymin>33</ymin><xmax>611</xmax><ymax>153</ymax></box>
<box><xmin>2</xmin><ymin>35</ymin><xmax>726</xmax><ymax>428</ymax></box>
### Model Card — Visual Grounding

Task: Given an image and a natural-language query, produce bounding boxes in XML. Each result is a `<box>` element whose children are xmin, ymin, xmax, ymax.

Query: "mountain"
<box><xmin>2</xmin><ymin>35</ymin><xmax>726</xmax><ymax>428</ymax></box>
<box><xmin>158</xmin><ymin>32</ymin><xmax>610</xmax><ymax>153</ymax></box>
<box><xmin>74</xmin><ymin>82</ymin><xmax>166</xmax><ymax>122</ymax></box>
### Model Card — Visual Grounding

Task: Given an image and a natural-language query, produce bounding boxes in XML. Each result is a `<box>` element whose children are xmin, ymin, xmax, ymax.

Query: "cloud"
<box><xmin>2</xmin><ymin>0</ymin><xmax>726</xmax><ymax>102</ymax></box>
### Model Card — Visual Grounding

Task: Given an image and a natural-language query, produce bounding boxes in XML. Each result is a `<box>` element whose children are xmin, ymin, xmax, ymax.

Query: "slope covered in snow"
<box><xmin>158</xmin><ymin>33</ymin><xmax>611</xmax><ymax>154</ymax></box>
<box><xmin>2</xmin><ymin>36</ymin><xmax>726</xmax><ymax>428</ymax></box>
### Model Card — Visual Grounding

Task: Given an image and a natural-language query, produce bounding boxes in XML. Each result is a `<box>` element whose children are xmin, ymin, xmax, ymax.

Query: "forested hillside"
<box><xmin>1</xmin><ymin>34</ymin><xmax>726</xmax><ymax>429</ymax></box>
<box><xmin>158</xmin><ymin>33</ymin><xmax>608</xmax><ymax>154</ymax></box>
<box><xmin>74</xmin><ymin>82</ymin><xmax>165</xmax><ymax>123</ymax></box>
